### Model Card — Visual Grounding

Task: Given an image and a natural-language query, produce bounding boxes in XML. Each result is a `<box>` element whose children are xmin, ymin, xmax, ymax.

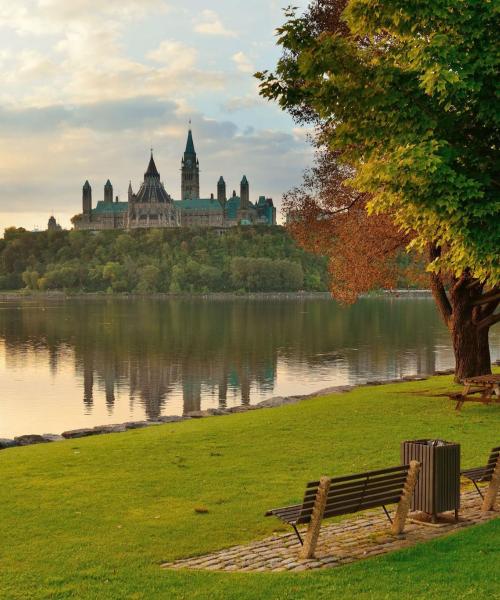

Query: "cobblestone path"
<box><xmin>162</xmin><ymin>490</ymin><xmax>498</xmax><ymax>572</ymax></box>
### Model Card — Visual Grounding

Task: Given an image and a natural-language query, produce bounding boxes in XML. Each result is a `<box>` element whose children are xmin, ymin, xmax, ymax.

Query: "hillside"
<box><xmin>0</xmin><ymin>226</ymin><xmax>330</xmax><ymax>294</ymax></box>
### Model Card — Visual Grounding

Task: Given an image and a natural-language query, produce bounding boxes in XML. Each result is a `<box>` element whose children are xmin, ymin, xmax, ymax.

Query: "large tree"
<box><xmin>258</xmin><ymin>0</ymin><xmax>499</xmax><ymax>380</ymax></box>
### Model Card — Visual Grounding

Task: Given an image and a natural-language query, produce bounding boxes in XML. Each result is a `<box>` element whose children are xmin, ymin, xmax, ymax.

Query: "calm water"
<box><xmin>1</xmin><ymin>296</ymin><xmax>499</xmax><ymax>437</ymax></box>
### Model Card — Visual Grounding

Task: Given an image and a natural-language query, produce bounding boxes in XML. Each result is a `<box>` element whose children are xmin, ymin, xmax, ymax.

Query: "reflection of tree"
<box><xmin>0</xmin><ymin>297</ymin><xmax>474</xmax><ymax>419</ymax></box>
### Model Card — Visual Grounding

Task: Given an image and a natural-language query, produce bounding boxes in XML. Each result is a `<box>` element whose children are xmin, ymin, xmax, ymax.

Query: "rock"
<box><xmin>157</xmin><ymin>415</ymin><xmax>186</xmax><ymax>423</ymax></box>
<box><xmin>0</xmin><ymin>438</ymin><xmax>18</xmax><ymax>449</ymax></box>
<box><xmin>185</xmin><ymin>411</ymin><xmax>210</xmax><ymax>419</ymax></box>
<box><xmin>14</xmin><ymin>434</ymin><xmax>51</xmax><ymax>446</ymax></box>
<box><xmin>366</xmin><ymin>380</ymin><xmax>384</xmax><ymax>386</ymax></box>
<box><xmin>62</xmin><ymin>428</ymin><xmax>98</xmax><ymax>439</ymax></box>
<box><xmin>124</xmin><ymin>421</ymin><xmax>150</xmax><ymax>429</ymax></box>
<box><xmin>304</xmin><ymin>385</ymin><xmax>354</xmax><ymax>397</ymax></box>
<box><xmin>434</xmin><ymin>369</ymin><xmax>455</xmax><ymax>376</ymax></box>
<box><xmin>205</xmin><ymin>408</ymin><xmax>229</xmax><ymax>416</ymax></box>
<box><xmin>92</xmin><ymin>424</ymin><xmax>127</xmax><ymax>434</ymax></box>
<box><xmin>41</xmin><ymin>434</ymin><xmax>64</xmax><ymax>442</ymax></box>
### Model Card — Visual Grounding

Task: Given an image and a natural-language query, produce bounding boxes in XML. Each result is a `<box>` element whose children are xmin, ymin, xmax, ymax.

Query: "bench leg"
<box><xmin>391</xmin><ymin>460</ymin><xmax>421</xmax><ymax>535</ymax></box>
<box><xmin>481</xmin><ymin>455</ymin><xmax>500</xmax><ymax>512</ymax></box>
<box><xmin>291</xmin><ymin>524</ymin><xmax>304</xmax><ymax>546</ymax></box>
<box><xmin>472</xmin><ymin>480</ymin><xmax>484</xmax><ymax>500</ymax></box>
<box><xmin>300</xmin><ymin>476</ymin><xmax>331</xmax><ymax>560</ymax></box>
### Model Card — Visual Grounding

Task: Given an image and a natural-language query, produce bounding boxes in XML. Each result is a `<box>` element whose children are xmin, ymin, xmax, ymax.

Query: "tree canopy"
<box><xmin>258</xmin><ymin>0</ymin><xmax>499</xmax><ymax>284</ymax></box>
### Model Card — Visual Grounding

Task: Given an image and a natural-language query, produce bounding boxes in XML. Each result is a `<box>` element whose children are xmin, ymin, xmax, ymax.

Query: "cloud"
<box><xmin>232</xmin><ymin>51</ymin><xmax>254</xmax><ymax>74</ymax></box>
<box><xmin>0</xmin><ymin>0</ymin><xmax>170</xmax><ymax>35</ymax></box>
<box><xmin>194</xmin><ymin>10</ymin><xmax>236</xmax><ymax>37</ymax></box>
<box><xmin>222</xmin><ymin>96</ymin><xmax>261</xmax><ymax>112</ymax></box>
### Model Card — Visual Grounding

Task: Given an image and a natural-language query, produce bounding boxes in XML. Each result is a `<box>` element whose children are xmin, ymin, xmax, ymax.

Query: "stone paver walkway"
<box><xmin>162</xmin><ymin>490</ymin><xmax>498</xmax><ymax>572</ymax></box>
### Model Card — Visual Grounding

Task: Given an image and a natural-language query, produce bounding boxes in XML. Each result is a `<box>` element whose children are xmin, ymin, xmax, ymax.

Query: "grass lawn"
<box><xmin>0</xmin><ymin>375</ymin><xmax>499</xmax><ymax>599</ymax></box>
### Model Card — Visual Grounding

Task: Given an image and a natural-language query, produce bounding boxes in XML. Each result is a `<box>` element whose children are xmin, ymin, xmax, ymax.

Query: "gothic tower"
<box><xmin>82</xmin><ymin>180</ymin><xmax>92</xmax><ymax>215</ymax></box>
<box><xmin>104</xmin><ymin>179</ymin><xmax>113</xmax><ymax>203</ymax></box>
<box><xmin>240</xmin><ymin>175</ymin><xmax>250</xmax><ymax>207</ymax></box>
<box><xmin>181</xmin><ymin>128</ymin><xmax>200</xmax><ymax>200</ymax></box>
<box><xmin>217</xmin><ymin>176</ymin><xmax>227</xmax><ymax>204</ymax></box>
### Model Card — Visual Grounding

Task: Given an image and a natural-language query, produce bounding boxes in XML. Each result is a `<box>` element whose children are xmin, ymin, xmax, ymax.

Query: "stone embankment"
<box><xmin>0</xmin><ymin>370</ymin><xmax>456</xmax><ymax>451</ymax></box>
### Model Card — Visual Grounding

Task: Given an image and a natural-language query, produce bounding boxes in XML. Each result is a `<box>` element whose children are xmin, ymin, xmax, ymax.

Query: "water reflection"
<box><xmin>0</xmin><ymin>297</ymin><xmax>498</xmax><ymax>436</ymax></box>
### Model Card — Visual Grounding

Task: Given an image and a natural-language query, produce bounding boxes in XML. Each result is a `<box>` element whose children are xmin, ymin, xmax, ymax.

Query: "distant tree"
<box><xmin>258</xmin><ymin>0</ymin><xmax>499</xmax><ymax>379</ymax></box>
<box><xmin>136</xmin><ymin>265</ymin><xmax>161</xmax><ymax>293</ymax></box>
<box><xmin>22</xmin><ymin>270</ymin><xmax>40</xmax><ymax>290</ymax></box>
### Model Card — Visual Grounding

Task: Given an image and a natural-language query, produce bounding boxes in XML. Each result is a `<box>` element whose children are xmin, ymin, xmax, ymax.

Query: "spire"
<box><xmin>83</xmin><ymin>180</ymin><xmax>91</xmax><ymax>190</ymax></box>
<box><xmin>218</xmin><ymin>176</ymin><xmax>225</xmax><ymax>183</ymax></box>
<box><xmin>145</xmin><ymin>151</ymin><xmax>160</xmax><ymax>179</ymax></box>
<box><xmin>185</xmin><ymin>129</ymin><xmax>196</xmax><ymax>156</ymax></box>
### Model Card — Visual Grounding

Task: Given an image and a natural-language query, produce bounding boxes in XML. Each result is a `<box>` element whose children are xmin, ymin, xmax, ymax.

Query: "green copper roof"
<box><xmin>225</xmin><ymin>196</ymin><xmax>241</xmax><ymax>219</ymax></box>
<box><xmin>184</xmin><ymin>129</ymin><xmax>196</xmax><ymax>155</ymax></box>
<box><xmin>241</xmin><ymin>175</ymin><xmax>248</xmax><ymax>184</ymax></box>
<box><xmin>93</xmin><ymin>201</ymin><xmax>128</xmax><ymax>214</ymax></box>
<box><xmin>174</xmin><ymin>198</ymin><xmax>223</xmax><ymax>211</ymax></box>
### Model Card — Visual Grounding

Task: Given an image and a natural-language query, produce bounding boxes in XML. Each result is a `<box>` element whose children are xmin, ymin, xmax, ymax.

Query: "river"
<box><xmin>1</xmin><ymin>296</ymin><xmax>498</xmax><ymax>437</ymax></box>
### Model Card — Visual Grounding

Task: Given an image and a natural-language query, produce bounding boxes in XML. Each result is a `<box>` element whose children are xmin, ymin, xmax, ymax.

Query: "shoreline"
<box><xmin>0</xmin><ymin>289</ymin><xmax>433</xmax><ymax>302</ymax></box>
<box><xmin>0</xmin><ymin>369</ymin><xmax>455</xmax><ymax>450</ymax></box>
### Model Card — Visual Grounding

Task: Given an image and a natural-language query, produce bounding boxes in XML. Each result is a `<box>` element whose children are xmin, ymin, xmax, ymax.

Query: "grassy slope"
<box><xmin>0</xmin><ymin>375</ymin><xmax>498</xmax><ymax>600</ymax></box>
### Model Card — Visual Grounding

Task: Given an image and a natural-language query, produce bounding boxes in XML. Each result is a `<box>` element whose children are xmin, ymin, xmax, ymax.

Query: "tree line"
<box><xmin>0</xmin><ymin>226</ymin><xmax>330</xmax><ymax>294</ymax></box>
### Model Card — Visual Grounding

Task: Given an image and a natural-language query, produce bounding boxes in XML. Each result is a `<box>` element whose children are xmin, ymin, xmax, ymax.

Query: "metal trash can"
<box><xmin>401</xmin><ymin>439</ymin><xmax>460</xmax><ymax>522</ymax></box>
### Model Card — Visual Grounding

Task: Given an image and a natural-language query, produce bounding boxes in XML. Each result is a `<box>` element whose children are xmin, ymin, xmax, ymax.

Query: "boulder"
<box><xmin>185</xmin><ymin>411</ymin><xmax>210</xmax><ymax>419</ymax></box>
<box><xmin>0</xmin><ymin>438</ymin><xmax>18</xmax><ymax>449</ymax></box>
<box><xmin>41</xmin><ymin>434</ymin><xmax>64</xmax><ymax>442</ymax></box>
<box><xmin>14</xmin><ymin>434</ymin><xmax>51</xmax><ymax>446</ymax></box>
<box><xmin>157</xmin><ymin>415</ymin><xmax>186</xmax><ymax>423</ymax></box>
<box><xmin>124</xmin><ymin>421</ymin><xmax>150</xmax><ymax>430</ymax></box>
<box><xmin>62</xmin><ymin>428</ymin><xmax>98</xmax><ymax>439</ymax></box>
<box><xmin>92</xmin><ymin>424</ymin><xmax>127</xmax><ymax>434</ymax></box>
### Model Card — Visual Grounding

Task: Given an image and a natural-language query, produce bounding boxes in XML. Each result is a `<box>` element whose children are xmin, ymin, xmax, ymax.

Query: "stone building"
<box><xmin>73</xmin><ymin>129</ymin><xmax>276</xmax><ymax>231</ymax></box>
<box><xmin>47</xmin><ymin>216</ymin><xmax>62</xmax><ymax>231</ymax></box>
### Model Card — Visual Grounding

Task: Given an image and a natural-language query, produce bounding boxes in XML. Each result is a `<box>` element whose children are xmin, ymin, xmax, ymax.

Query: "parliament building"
<box><xmin>73</xmin><ymin>129</ymin><xmax>276</xmax><ymax>230</ymax></box>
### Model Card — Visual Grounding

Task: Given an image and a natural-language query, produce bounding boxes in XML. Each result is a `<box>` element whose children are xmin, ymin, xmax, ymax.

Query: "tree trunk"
<box><xmin>428</xmin><ymin>253</ymin><xmax>497</xmax><ymax>382</ymax></box>
<box><xmin>449</xmin><ymin>278</ymin><xmax>492</xmax><ymax>382</ymax></box>
<box><xmin>451</xmin><ymin>310</ymin><xmax>491</xmax><ymax>381</ymax></box>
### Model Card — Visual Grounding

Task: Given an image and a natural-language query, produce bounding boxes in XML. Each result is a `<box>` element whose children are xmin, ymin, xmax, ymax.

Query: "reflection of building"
<box><xmin>73</xmin><ymin>129</ymin><xmax>276</xmax><ymax>230</ymax></box>
<box><xmin>74</xmin><ymin>346</ymin><xmax>276</xmax><ymax>420</ymax></box>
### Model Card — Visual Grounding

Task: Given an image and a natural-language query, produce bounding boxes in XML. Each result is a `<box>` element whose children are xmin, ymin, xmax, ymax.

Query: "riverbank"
<box><xmin>1</xmin><ymin>375</ymin><xmax>498</xmax><ymax>599</ymax></box>
<box><xmin>0</xmin><ymin>371</ymin><xmax>451</xmax><ymax>449</ymax></box>
<box><xmin>0</xmin><ymin>289</ymin><xmax>432</xmax><ymax>302</ymax></box>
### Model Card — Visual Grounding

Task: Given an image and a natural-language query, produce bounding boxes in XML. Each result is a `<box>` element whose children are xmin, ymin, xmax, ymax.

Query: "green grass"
<box><xmin>0</xmin><ymin>375</ymin><xmax>498</xmax><ymax>599</ymax></box>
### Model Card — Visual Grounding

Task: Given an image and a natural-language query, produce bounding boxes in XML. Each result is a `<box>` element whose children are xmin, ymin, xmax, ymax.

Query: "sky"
<box><xmin>0</xmin><ymin>0</ymin><xmax>312</xmax><ymax>232</ymax></box>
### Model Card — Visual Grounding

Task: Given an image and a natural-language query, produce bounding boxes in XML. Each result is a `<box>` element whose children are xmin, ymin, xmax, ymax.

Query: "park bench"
<box><xmin>265</xmin><ymin>461</ymin><xmax>420</xmax><ymax>559</ymax></box>
<box><xmin>461</xmin><ymin>446</ymin><xmax>500</xmax><ymax>511</ymax></box>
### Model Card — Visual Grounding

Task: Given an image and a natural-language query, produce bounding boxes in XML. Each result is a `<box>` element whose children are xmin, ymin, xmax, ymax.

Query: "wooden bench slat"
<box><xmin>301</xmin><ymin>480</ymin><xmax>407</xmax><ymax>511</ymax></box>
<box><xmin>303</xmin><ymin>472</ymin><xmax>408</xmax><ymax>500</ymax></box>
<box><xmin>305</xmin><ymin>465</ymin><xmax>410</xmax><ymax>488</ymax></box>
<box><xmin>320</xmin><ymin>496</ymin><xmax>402</xmax><ymax>520</ymax></box>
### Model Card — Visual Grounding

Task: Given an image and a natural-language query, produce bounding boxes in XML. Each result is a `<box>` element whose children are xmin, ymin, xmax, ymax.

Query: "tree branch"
<box><xmin>428</xmin><ymin>245</ymin><xmax>452</xmax><ymax>328</ymax></box>
<box><xmin>477</xmin><ymin>312</ymin><xmax>500</xmax><ymax>330</ymax></box>
<box><xmin>472</xmin><ymin>288</ymin><xmax>500</xmax><ymax>306</ymax></box>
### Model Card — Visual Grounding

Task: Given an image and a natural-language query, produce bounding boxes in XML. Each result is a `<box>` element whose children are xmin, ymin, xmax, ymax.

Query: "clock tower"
<box><xmin>181</xmin><ymin>128</ymin><xmax>200</xmax><ymax>200</ymax></box>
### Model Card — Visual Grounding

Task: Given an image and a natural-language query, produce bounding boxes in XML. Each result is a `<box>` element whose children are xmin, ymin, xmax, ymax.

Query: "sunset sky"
<box><xmin>0</xmin><ymin>0</ymin><xmax>311</xmax><ymax>233</ymax></box>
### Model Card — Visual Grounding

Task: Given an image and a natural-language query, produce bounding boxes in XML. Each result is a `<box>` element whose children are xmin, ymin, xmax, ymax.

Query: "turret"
<box><xmin>104</xmin><ymin>179</ymin><xmax>113</xmax><ymax>203</ymax></box>
<box><xmin>83</xmin><ymin>180</ymin><xmax>92</xmax><ymax>215</ymax></box>
<box><xmin>217</xmin><ymin>176</ymin><xmax>227</xmax><ymax>204</ymax></box>
<box><xmin>128</xmin><ymin>181</ymin><xmax>133</xmax><ymax>201</ymax></box>
<box><xmin>240</xmin><ymin>175</ymin><xmax>249</xmax><ymax>207</ymax></box>
<box><xmin>181</xmin><ymin>127</ymin><xmax>200</xmax><ymax>200</ymax></box>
